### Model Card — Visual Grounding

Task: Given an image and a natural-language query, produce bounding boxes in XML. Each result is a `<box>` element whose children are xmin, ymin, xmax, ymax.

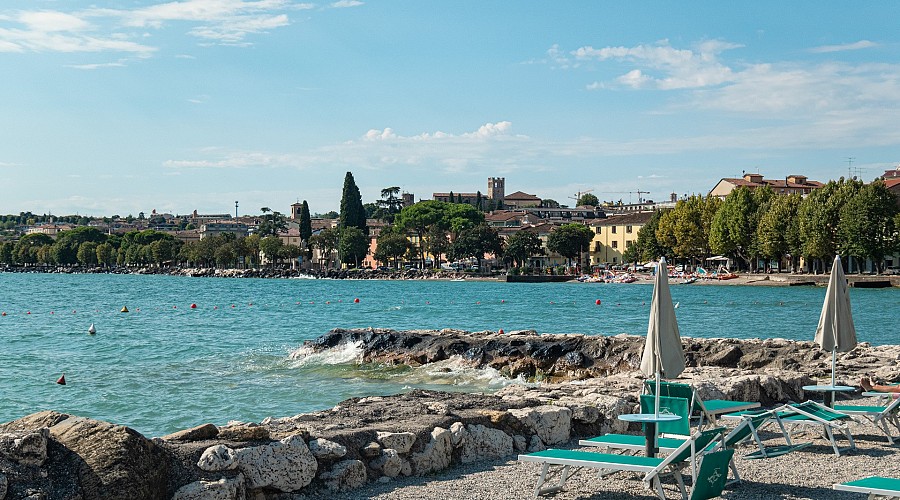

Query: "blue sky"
<box><xmin>2</xmin><ymin>1</ymin><xmax>900</xmax><ymax>217</ymax></box>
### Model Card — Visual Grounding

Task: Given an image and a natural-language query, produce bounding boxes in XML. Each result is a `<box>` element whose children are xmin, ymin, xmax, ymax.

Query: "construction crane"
<box><xmin>596</xmin><ymin>190</ymin><xmax>651</xmax><ymax>204</ymax></box>
<box><xmin>568</xmin><ymin>189</ymin><xmax>595</xmax><ymax>205</ymax></box>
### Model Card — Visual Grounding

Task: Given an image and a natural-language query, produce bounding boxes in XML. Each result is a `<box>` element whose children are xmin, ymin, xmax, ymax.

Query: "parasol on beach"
<box><xmin>814</xmin><ymin>255</ymin><xmax>858</xmax><ymax>386</ymax></box>
<box><xmin>640</xmin><ymin>256</ymin><xmax>686</xmax><ymax>416</ymax></box>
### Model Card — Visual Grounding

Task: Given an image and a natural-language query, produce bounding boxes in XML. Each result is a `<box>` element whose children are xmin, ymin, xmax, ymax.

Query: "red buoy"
<box><xmin>354</xmin><ymin>298</ymin><xmax>360</xmax><ymax>303</ymax></box>
<box><xmin>1</xmin><ymin>312</ymin><xmax>6</xmax><ymax>316</ymax></box>
<box><xmin>498</xmin><ymin>329</ymin><xmax>505</xmax><ymax>334</ymax></box>
<box><xmin>190</xmin><ymin>303</ymin><xmax>197</xmax><ymax>309</ymax></box>
<box><xmin>595</xmin><ymin>299</ymin><xmax>601</xmax><ymax>305</ymax></box>
<box><xmin>56</xmin><ymin>374</ymin><xmax>66</xmax><ymax>385</ymax></box>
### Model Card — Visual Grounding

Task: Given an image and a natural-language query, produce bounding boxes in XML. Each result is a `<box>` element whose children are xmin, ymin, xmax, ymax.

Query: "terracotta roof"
<box><xmin>885</xmin><ymin>178</ymin><xmax>900</xmax><ymax>189</ymax></box>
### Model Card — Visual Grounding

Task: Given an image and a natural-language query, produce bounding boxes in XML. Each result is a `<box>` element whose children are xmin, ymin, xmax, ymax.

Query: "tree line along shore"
<box><xmin>1</xmin><ymin>173</ymin><xmax>898</xmax><ymax>275</ymax></box>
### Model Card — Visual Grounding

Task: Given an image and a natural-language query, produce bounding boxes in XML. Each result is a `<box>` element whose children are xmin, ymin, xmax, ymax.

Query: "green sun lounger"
<box><xmin>833</xmin><ymin>476</ymin><xmax>900</xmax><ymax>498</ymax></box>
<box><xmin>833</xmin><ymin>395</ymin><xmax>900</xmax><ymax>445</ymax></box>
<box><xmin>520</xmin><ymin>427</ymin><xmax>730</xmax><ymax>499</ymax></box>
<box><xmin>644</xmin><ymin>380</ymin><xmax>761</xmax><ymax>427</ymax></box>
<box><xmin>776</xmin><ymin>400</ymin><xmax>856</xmax><ymax>456</ymax></box>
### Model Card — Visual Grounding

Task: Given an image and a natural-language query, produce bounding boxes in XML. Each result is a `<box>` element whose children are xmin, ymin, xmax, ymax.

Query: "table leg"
<box><xmin>644</xmin><ymin>422</ymin><xmax>657</xmax><ymax>457</ymax></box>
<box><xmin>823</xmin><ymin>392</ymin><xmax>834</xmax><ymax>408</ymax></box>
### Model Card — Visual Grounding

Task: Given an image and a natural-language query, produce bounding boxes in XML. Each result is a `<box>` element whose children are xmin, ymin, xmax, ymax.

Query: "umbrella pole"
<box><xmin>655</xmin><ymin>371</ymin><xmax>660</xmax><ymax>417</ymax></box>
<box><xmin>831</xmin><ymin>348</ymin><xmax>836</xmax><ymax>387</ymax></box>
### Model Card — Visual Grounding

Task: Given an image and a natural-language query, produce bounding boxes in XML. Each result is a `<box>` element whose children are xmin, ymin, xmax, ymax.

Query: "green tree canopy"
<box><xmin>373</xmin><ymin>230</ymin><xmax>410</xmax><ymax>267</ymax></box>
<box><xmin>258</xmin><ymin>207</ymin><xmax>288</xmax><ymax>237</ymax></box>
<box><xmin>299</xmin><ymin>201</ymin><xmax>312</xmax><ymax>243</ymax></box>
<box><xmin>546</xmin><ymin>223</ymin><xmax>594</xmax><ymax>267</ymax></box>
<box><xmin>503</xmin><ymin>230</ymin><xmax>545</xmax><ymax>268</ymax></box>
<box><xmin>756</xmin><ymin>193</ymin><xmax>803</xmax><ymax>271</ymax></box>
<box><xmin>449</xmin><ymin>223</ymin><xmax>503</xmax><ymax>270</ymax></box>
<box><xmin>838</xmin><ymin>180</ymin><xmax>898</xmax><ymax>272</ymax></box>
<box><xmin>339</xmin><ymin>226</ymin><xmax>369</xmax><ymax>267</ymax></box>
<box><xmin>576</xmin><ymin>193</ymin><xmax>599</xmax><ymax>207</ymax></box>
<box><xmin>622</xmin><ymin>209</ymin><xmax>671</xmax><ymax>264</ymax></box>
<box><xmin>339</xmin><ymin>172</ymin><xmax>367</xmax><ymax>234</ymax></box>
<box><xmin>657</xmin><ymin>195</ymin><xmax>721</xmax><ymax>263</ymax></box>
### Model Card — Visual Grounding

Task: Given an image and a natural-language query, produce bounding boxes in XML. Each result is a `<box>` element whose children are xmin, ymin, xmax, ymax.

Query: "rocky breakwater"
<box><xmin>306</xmin><ymin>328</ymin><xmax>900</xmax><ymax>392</ymax></box>
<box><xmin>2</xmin><ymin>330</ymin><xmax>898</xmax><ymax>499</ymax></box>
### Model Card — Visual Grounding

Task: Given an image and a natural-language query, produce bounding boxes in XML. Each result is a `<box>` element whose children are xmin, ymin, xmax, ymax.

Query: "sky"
<box><xmin>2</xmin><ymin>1</ymin><xmax>900</xmax><ymax>217</ymax></box>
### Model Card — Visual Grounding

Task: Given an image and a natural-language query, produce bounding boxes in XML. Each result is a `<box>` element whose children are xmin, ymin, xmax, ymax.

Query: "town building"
<box><xmin>199</xmin><ymin>222</ymin><xmax>249</xmax><ymax>240</ymax></box>
<box><xmin>502</xmin><ymin>191</ymin><xmax>542</xmax><ymax>209</ymax></box>
<box><xmin>589</xmin><ymin>211</ymin><xmax>654</xmax><ymax>267</ymax></box>
<box><xmin>709</xmin><ymin>173</ymin><xmax>823</xmax><ymax>199</ymax></box>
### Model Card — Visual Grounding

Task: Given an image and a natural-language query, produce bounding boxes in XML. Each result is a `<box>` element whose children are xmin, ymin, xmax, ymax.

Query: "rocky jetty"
<box><xmin>302</xmin><ymin>328</ymin><xmax>900</xmax><ymax>386</ymax></box>
<box><xmin>1</xmin><ymin>330</ymin><xmax>898</xmax><ymax>499</ymax></box>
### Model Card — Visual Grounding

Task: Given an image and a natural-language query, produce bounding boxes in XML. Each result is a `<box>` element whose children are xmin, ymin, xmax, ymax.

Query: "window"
<box><xmin>626</xmin><ymin>240</ymin><xmax>633</xmax><ymax>248</ymax></box>
<box><xmin>612</xmin><ymin>257</ymin><xmax>618</xmax><ymax>264</ymax></box>
<box><xmin>626</xmin><ymin>225</ymin><xmax>633</xmax><ymax>233</ymax></box>
<box><xmin>594</xmin><ymin>242</ymin><xmax>602</xmax><ymax>251</ymax></box>
<box><xmin>611</xmin><ymin>241</ymin><xmax>618</xmax><ymax>249</ymax></box>
<box><xmin>611</xmin><ymin>226</ymin><xmax>617</xmax><ymax>234</ymax></box>
<box><xmin>595</xmin><ymin>227</ymin><xmax>601</xmax><ymax>234</ymax></box>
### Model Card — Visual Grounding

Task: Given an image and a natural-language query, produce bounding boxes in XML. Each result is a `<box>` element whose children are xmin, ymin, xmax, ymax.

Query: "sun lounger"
<box><xmin>776</xmin><ymin>400</ymin><xmax>855</xmax><ymax>456</ymax></box>
<box><xmin>833</xmin><ymin>476</ymin><xmax>900</xmax><ymax>498</ymax></box>
<box><xmin>833</xmin><ymin>395</ymin><xmax>900</xmax><ymax>445</ymax></box>
<box><xmin>520</xmin><ymin>426</ymin><xmax>729</xmax><ymax>499</ymax></box>
<box><xmin>644</xmin><ymin>381</ymin><xmax>760</xmax><ymax>427</ymax></box>
<box><xmin>579</xmin><ymin>395</ymin><xmax>690</xmax><ymax>457</ymax></box>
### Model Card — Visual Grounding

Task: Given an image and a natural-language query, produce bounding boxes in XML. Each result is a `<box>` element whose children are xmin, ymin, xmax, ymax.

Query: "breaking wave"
<box><xmin>288</xmin><ymin>341</ymin><xmax>364</xmax><ymax>367</ymax></box>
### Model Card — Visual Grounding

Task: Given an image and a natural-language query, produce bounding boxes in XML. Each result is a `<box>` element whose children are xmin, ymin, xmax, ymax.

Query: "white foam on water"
<box><xmin>288</xmin><ymin>341</ymin><xmax>363</xmax><ymax>366</ymax></box>
<box><xmin>392</xmin><ymin>356</ymin><xmax>534</xmax><ymax>390</ymax></box>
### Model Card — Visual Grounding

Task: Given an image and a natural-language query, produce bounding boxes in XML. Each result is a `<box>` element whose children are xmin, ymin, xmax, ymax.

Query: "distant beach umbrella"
<box><xmin>640</xmin><ymin>256</ymin><xmax>685</xmax><ymax>416</ymax></box>
<box><xmin>814</xmin><ymin>255</ymin><xmax>858</xmax><ymax>386</ymax></box>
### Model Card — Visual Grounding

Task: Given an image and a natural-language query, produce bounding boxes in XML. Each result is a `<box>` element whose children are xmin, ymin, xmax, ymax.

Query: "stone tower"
<box><xmin>487</xmin><ymin>177</ymin><xmax>505</xmax><ymax>200</ymax></box>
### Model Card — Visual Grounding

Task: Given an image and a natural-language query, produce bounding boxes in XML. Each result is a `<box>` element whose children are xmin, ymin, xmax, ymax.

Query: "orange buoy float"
<box><xmin>56</xmin><ymin>374</ymin><xmax>66</xmax><ymax>385</ymax></box>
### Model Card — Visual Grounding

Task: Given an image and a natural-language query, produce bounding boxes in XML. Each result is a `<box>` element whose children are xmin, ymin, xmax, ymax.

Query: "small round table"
<box><xmin>802</xmin><ymin>385</ymin><xmax>856</xmax><ymax>408</ymax></box>
<box><xmin>618</xmin><ymin>413</ymin><xmax>682</xmax><ymax>457</ymax></box>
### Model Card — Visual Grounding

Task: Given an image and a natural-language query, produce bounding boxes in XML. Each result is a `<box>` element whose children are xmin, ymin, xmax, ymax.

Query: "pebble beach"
<box><xmin>327</xmin><ymin>395</ymin><xmax>900</xmax><ymax>500</ymax></box>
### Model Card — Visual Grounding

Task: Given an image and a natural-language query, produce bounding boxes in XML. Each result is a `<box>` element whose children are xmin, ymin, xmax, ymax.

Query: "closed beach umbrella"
<box><xmin>814</xmin><ymin>255</ymin><xmax>857</xmax><ymax>386</ymax></box>
<box><xmin>640</xmin><ymin>257</ymin><xmax>686</xmax><ymax>415</ymax></box>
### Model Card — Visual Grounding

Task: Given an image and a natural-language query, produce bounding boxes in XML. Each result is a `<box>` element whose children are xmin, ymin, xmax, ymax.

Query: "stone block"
<box><xmin>375</xmin><ymin>432</ymin><xmax>415</xmax><ymax>454</ymax></box>
<box><xmin>172</xmin><ymin>473</ymin><xmax>245</xmax><ymax>500</ymax></box>
<box><xmin>369</xmin><ymin>449</ymin><xmax>402</xmax><ymax>478</ymax></box>
<box><xmin>508</xmin><ymin>406</ymin><xmax>571</xmax><ymax>445</ymax></box>
<box><xmin>459</xmin><ymin>425</ymin><xmax>513</xmax><ymax>464</ymax></box>
<box><xmin>320</xmin><ymin>460</ymin><xmax>367</xmax><ymax>492</ymax></box>
<box><xmin>234</xmin><ymin>434</ymin><xmax>317</xmax><ymax>492</ymax></box>
<box><xmin>0</xmin><ymin>428</ymin><xmax>48</xmax><ymax>466</ymax></box>
<box><xmin>161</xmin><ymin>424</ymin><xmax>219</xmax><ymax>442</ymax></box>
<box><xmin>308</xmin><ymin>438</ymin><xmax>346</xmax><ymax>460</ymax></box>
<box><xmin>409</xmin><ymin>427</ymin><xmax>452</xmax><ymax>475</ymax></box>
<box><xmin>197</xmin><ymin>445</ymin><xmax>238</xmax><ymax>472</ymax></box>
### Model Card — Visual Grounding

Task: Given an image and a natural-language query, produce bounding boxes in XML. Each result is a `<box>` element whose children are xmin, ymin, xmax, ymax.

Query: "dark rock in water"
<box><xmin>161</xmin><ymin>423</ymin><xmax>219</xmax><ymax>442</ymax></box>
<box><xmin>301</xmin><ymin>328</ymin><xmax>900</xmax><ymax>383</ymax></box>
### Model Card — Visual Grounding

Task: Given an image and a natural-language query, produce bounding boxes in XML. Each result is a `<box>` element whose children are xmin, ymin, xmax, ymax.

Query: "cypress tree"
<box><xmin>299</xmin><ymin>200</ymin><xmax>312</xmax><ymax>242</ymax></box>
<box><xmin>339</xmin><ymin>172</ymin><xmax>367</xmax><ymax>234</ymax></box>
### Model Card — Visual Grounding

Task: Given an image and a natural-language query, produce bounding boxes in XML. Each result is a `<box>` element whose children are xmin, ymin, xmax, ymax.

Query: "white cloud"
<box><xmin>19</xmin><ymin>11</ymin><xmax>90</xmax><ymax>32</ymax></box>
<box><xmin>810</xmin><ymin>40</ymin><xmax>877</xmax><ymax>54</ymax></box>
<box><xmin>0</xmin><ymin>1</ymin><xmax>312</xmax><ymax>54</ymax></box>
<box><xmin>330</xmin><ymin>0</ymin><xmax>364</xmax><ymax>8</ymax></box>
<box><xmin>65</xmin><ymin>60</ymin><xmax>127</xmax><ymax>70</ymax></box>
<box><xmin>572</xmin><ymin>39</ymin><xmax>739</xmax><ymax>90</ymax></box>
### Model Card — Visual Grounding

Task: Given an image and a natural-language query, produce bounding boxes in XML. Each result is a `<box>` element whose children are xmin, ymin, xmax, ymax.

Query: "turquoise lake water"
<box><xmin>0</xmin><ymin>273</ymin><xmax>896</xmax><ymax>437</ymax></box>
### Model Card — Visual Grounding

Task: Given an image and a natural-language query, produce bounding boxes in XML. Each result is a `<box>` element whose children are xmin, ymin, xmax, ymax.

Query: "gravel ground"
<box><xmin>314</xmin><ymin>404</ymin><xmax>900</xmax><ymax>500</ymax></box>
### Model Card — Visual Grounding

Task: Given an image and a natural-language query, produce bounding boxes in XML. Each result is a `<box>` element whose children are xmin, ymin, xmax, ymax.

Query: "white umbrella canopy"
<box><xmin>640</xmin><ymin>257</ymin><xmax>686</xmax><ymax>415</ymax></box>
<box><xmin>814</xmin><ymin>255</ymin><xmax>858</xmax><ymax>386</ymax></box>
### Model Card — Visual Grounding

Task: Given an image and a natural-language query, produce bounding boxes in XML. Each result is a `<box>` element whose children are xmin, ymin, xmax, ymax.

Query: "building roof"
<box><xmin>593</xmin><ymin>211</ymin><xmax>654</xmax><ymax>227</ymax></box>
<box><xmin>504</xmin><ymin>191</ymin><xmax>541</xmax><ymax>201</ymax></box>
<box><xmin>717</xmin><ymin>176</ymin><xmax>823</xmax><ymax>189</ymax></box>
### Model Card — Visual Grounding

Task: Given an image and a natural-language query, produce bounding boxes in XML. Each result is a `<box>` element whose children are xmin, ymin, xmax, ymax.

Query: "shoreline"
<box><xmin>2</xmin><ymin>265</ymin><xmax>898</xmax><ymax>288</ymax></box>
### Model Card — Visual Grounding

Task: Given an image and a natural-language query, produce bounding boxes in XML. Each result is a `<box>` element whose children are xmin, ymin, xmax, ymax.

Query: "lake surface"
<box><xmin>0</xmin><ymin>273</ymin><xmax>896</xmax><ymax>436</ymax></box>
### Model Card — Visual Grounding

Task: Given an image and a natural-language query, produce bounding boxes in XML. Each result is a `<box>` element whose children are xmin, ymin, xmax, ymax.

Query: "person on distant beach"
<box><xmin>861</xmin><ymin>377</ymin><xmax>900</xmax><ymax>393</ymax></box>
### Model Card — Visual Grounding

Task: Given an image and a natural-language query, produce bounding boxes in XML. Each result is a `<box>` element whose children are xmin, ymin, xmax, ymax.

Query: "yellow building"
<box><xmin>589</xmin><ymin>212</ymin><xmax>653</xmax><ymax>266</ymax></box>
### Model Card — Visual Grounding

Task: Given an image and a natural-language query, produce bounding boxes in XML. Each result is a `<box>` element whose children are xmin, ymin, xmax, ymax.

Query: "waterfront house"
<box><xmin>589</xmin><ymin>211</ymin><xmax>654</xmax><ymax>267</ymax></box>
<box><xmin>709</xmin><ymin>173</ymin><xmax>823</xmax><ymax>199</ymax></box>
